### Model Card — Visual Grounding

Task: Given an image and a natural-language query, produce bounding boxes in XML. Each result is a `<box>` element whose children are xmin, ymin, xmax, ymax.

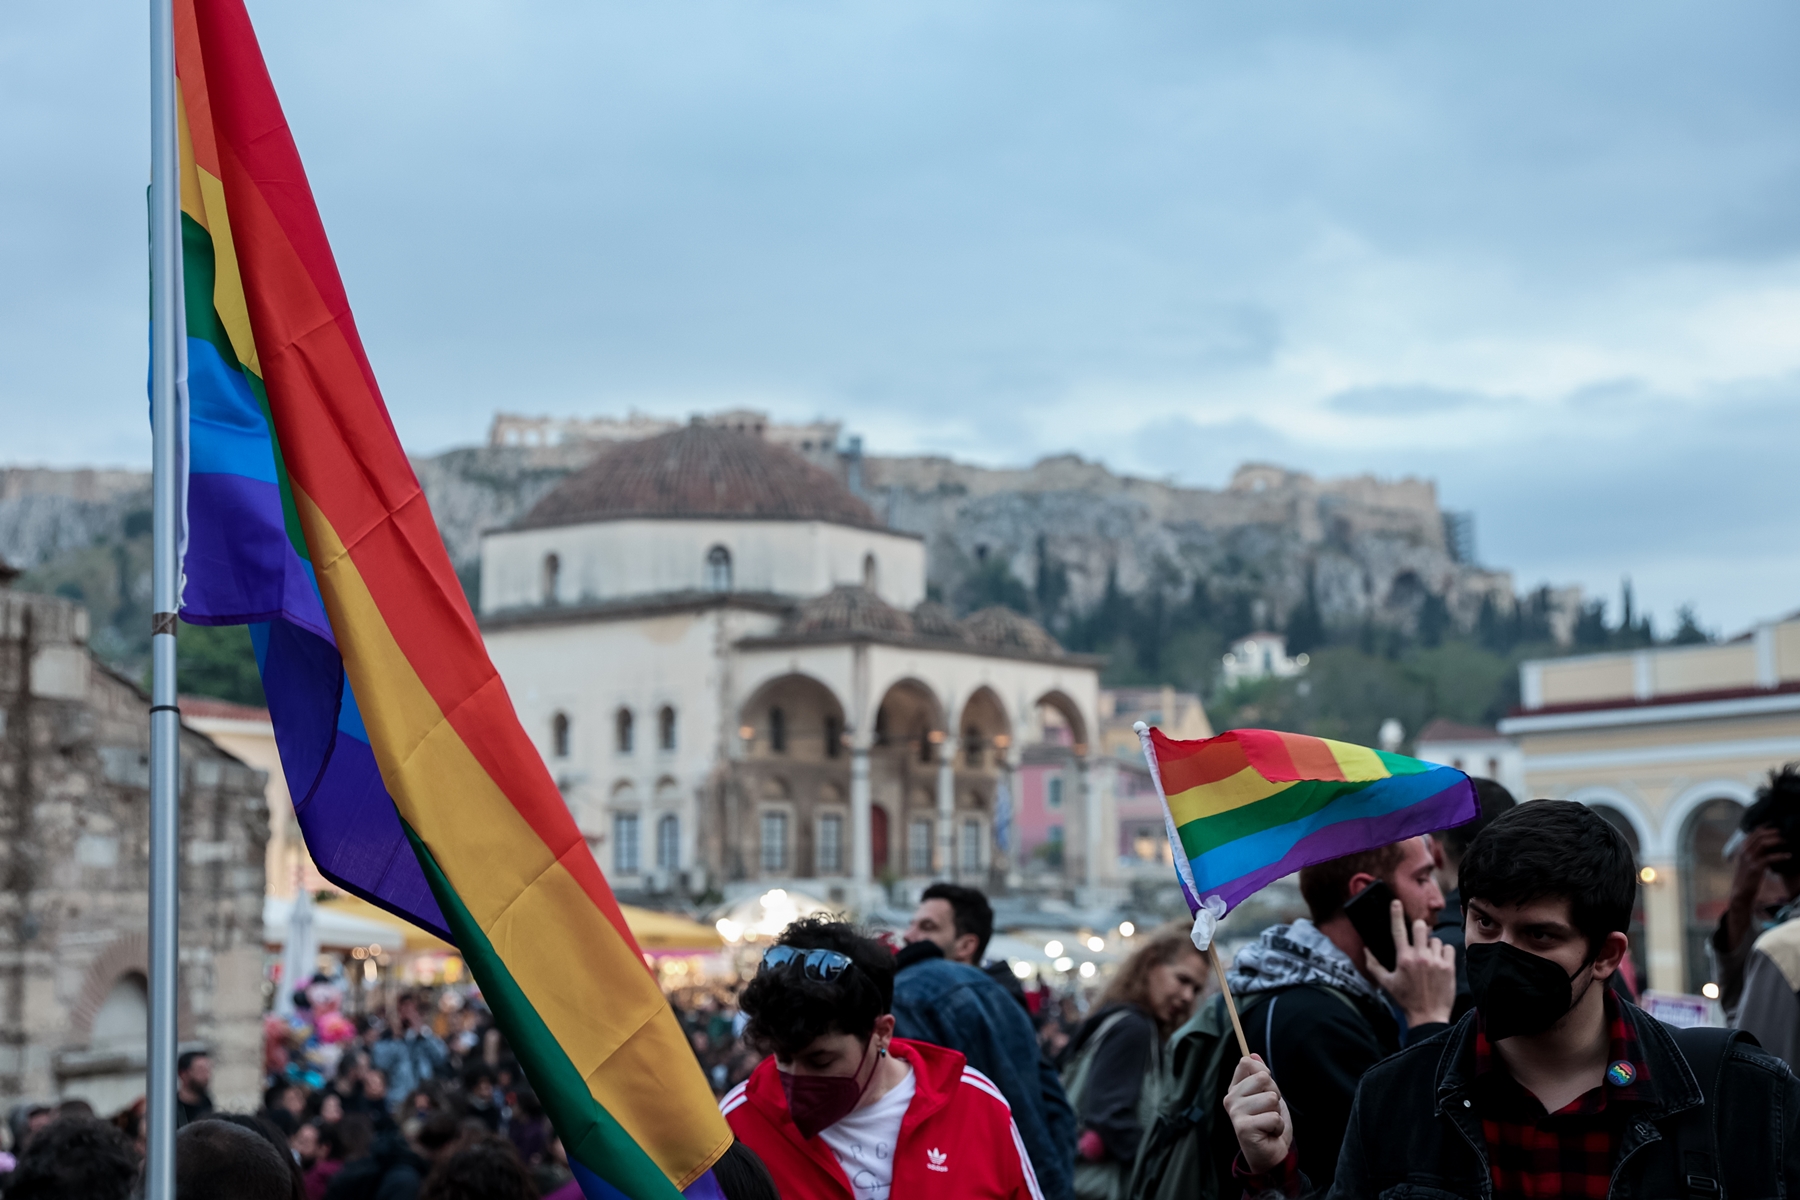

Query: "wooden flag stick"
<box><xmin>1209</xmin><ymin>942</ymin><xmax>1251</xmax><ymax>1057</ymax></box>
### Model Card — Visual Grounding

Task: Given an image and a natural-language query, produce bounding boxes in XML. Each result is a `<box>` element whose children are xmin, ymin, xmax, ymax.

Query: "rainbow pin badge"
<box><xmin>1606</xmin><ymin>1060</ymin><xmax>1636</xmax><ymax>1087</ymax></box>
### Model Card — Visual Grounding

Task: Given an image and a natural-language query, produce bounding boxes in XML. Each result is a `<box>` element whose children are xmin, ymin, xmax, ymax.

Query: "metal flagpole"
<box><xmin>147</xmin><ymin>0</ymin><xmax>182</xmax><ymax>1195</ymax></box>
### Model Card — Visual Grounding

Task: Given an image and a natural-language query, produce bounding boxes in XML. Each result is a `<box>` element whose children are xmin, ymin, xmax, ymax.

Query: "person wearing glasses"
<box><xmin>721</xmin><ymin>916</ymin><xmax>1046</xmax><ymax>1200</ymax></box>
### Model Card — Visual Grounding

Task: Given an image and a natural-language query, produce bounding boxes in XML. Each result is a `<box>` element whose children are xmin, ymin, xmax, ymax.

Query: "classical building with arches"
<box><xmin>1500</xmin><ymin>614</ymin><xmax>1800</xmax><ymax>995</ymax></box>
<box><xmin>478</xmin><ymin>422</ymin><xmax>1105</xmax><ymax>908</ymax></box>
<box><xmin>0</xmin><ymin>585</ymin><xmax>267</xmax><ymax>1115</ymax></box>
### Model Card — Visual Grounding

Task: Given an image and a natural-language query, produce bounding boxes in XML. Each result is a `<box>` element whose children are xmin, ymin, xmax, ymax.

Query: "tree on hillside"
<box><xmin>171</xmin><ymin>621</ymin><xmax>265</xmax><ymax>707</ymax></box>
<box><xmin>1671</xmin><ymin>604</ymin><xmax>1711</xmax><ymax>645</ymax></box>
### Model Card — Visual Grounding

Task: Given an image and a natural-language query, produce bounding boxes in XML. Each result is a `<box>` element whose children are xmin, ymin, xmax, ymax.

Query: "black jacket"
<box><xmin>1242</xmin><ymin>984</ymin><xmax>1446</xmax><ymax>1196</ymax></box>
<box><xmin>1063</xmin><ymin>1003</ymin><xmax>1160</xmax><ymax>1163</ymax></box>
<box><xmin>1325</xmin><ymin>1002</ymin><xmax>1800</xmax><ymax>1200</ymax></box>
<box><xmin>325</xmin><ymin>1132</ymin><xmax>428</xmax><ymax>1200</ymax></box>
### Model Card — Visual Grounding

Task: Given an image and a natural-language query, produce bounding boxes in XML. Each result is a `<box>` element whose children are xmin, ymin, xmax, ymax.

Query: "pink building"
<box><xmin>1013</xmin><ymin>744</ymin><xmax>1171</xmax><ymax>877</ymax></box>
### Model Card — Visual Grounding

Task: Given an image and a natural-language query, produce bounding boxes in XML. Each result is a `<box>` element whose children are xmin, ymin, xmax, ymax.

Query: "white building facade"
<box><xmin>478</xmin><ymin>423</ymin><xmax>1105</xmax><ymax>908</ymax></box>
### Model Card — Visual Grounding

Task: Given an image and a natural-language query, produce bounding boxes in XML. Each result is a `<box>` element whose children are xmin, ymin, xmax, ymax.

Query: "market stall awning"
<box><xmin>621</xmin><ymin>905</ymin><xmax>725</xmax><ymax>952</ymax></box>
<box><xmin>264</xmin><ymin>894</ymin><xmax>407</xmax><ymax>951</ymax></box>
<box><xmin>316</xmin><ymin>892</ymin><xmax>453</xmax><ymax>952</ymax></box>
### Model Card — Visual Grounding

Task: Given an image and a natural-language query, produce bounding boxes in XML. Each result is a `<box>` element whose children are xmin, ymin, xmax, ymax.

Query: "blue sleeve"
<box><xmin>895</xmin><ymin>968</ymin><xmax>1076</xmax><ymax>1200</ymax></box>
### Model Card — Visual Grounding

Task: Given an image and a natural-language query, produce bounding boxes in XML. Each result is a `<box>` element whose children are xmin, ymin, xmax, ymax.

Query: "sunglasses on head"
<box><xmin>759</xmin><ymin>945</ymin><xmax>854</xmax><ymax>981</ymax></box>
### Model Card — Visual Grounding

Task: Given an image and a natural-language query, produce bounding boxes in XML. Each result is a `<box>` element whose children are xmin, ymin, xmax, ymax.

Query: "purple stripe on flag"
<box><xmin>1205</xmin><ymin>778</ymin><xmax>1476</xmax><ymax>911</ymax></box>
<box><xmin>569</xmin><ymin>1159</ymin><xmax>723</xmax><ymax>1200</ymax></box>
<box><xmin>182</xmin><ymin>471</ymin><xmax>333</xmax><ymax>643</ymax></box>
<box><xmin>255</xmin><ymin>618</ymin><xmax>450</xmax><ymax>939</ymax></box>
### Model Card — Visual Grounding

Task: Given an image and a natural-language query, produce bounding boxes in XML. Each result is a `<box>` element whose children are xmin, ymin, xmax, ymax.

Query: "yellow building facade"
<box><xmin>1499</xmin><ymin>616</ymin><xmax>1800</xmax><ymax>995</ymax></box>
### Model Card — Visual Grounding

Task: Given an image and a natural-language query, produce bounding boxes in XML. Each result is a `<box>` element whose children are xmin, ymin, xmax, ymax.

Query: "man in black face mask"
<box><xmin>1225</xmin><ymin>799</ymin><xmax>1800</xmax><ymax>1200</ymax></box>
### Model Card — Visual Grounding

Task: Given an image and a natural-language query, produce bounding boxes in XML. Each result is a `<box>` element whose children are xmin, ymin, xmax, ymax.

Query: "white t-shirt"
<box><xmin>818</xmin><ymin>1066</ymin><xmax>915</xmax><ymax>1200</ymax></box>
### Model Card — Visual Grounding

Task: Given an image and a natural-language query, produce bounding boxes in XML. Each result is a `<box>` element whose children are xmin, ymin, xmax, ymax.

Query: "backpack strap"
<box><xmin>1666</xmin><ymin>1025</ymin><xmax>1755</xmax><ymax>1200</ymax></box>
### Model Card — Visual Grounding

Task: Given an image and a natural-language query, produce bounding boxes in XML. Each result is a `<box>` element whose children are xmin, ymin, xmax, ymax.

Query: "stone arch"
<box><xmin>1032</xmin><ymin>689</ymin><xmax>1090</xmax><ymax>753</ymax></box>
<box><xmin>873</xmin><ymin>678</ymin><xmax>945</xmax><ymax>764</ymax></box>
<box><xmin>1659</xmin><ymin>778</ymin><xmax>1758</xmax><ymax>860</ymax></box>
<box><xmin>1671</xmin><ymin>783</ymin><xmax>1754</xmax><ymax>993</ymax></box>
<box><xmin>91</xmin><ymin>974</ymin><xmax>148</xmax><ymax>1054</ymax></box>
<box><xmin>738</xmin><ymin>674</ymin><xmax>847</xmax><ymax>762</ymax></box>
<box><xmin>1565</xmin><ymin>786</ymin><xmax>1655</xmax><ymax>856</ymax></box>
<box><xmin>955</xmin><ymin>686</ymin><xmax>1013</xmax><ymax>770</ymax></box>
<box><xmin>69</xmin><ymin>932</ymin><xmax>195</xmax><ymax>1045</ymax></box>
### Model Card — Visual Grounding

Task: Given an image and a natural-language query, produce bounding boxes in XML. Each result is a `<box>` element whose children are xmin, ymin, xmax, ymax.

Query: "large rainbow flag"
<box><xmin>1139</xmin><ymin>726</ymin><xmax>1477</xmax><ymax>916</ymax></box>
<box><xmin>167</xmin><ymin>2</ymin><xmax>729</xmax><ymax>1195</ymax></box>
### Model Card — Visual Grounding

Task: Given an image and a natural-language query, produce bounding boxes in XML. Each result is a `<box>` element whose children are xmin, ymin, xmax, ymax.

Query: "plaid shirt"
<box><xmin>1471</xmin><ymin>991</ymin><xmax>1648</xmax><ymax>1200</ymax></box>
<box><xmin>1237</xmin><ymin>993</ymin><xmax>1651</xmax><ymax>1200</ymax></box>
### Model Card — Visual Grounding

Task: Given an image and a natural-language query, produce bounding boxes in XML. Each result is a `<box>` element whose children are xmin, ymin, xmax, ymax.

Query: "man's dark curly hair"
<box><xmin>8</xmin><ymin>1116</ymin><xmax>139</xmax><ymax>1200</ymax></box>
<box><xmin>1460</xmin><ymin>799</ymin><xmax>1636</xmax><ymax>955</ymax></box>
<box><xmin>1740</xmin><ymin>764</ymin><xmax>1800</xmax><ymax>878</ymax></box>
<box><xmin>418</xmin><ymin>1135</ymin><xmax>536</xmax><ymax>1200</ymax></box>
<box><xmin>738</xmin><ymin>917</ymin><xmax>894</xmax><ymax>1060</ymax></box>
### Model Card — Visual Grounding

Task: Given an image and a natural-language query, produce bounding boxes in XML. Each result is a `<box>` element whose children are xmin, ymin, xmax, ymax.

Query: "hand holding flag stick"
<box><xmin>1133</xmin><ymin>721</ymin><xmax>1477</xmax><ymax>1060</ymax></box>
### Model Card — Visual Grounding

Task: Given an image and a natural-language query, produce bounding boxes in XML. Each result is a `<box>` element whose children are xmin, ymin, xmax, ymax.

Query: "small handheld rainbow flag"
<box><xmin>1137</xmin><ymin>725</ymin><xmax>1477</xmax><ymax>920</ymax></box>
<box><xmin>168</xmin><ymin>2</ymin><xmax>728</xmax><ymax>1196</ymax></box>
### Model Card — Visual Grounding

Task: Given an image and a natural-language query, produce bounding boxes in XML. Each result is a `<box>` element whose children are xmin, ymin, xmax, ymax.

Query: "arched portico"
<box><xmin>737</xmin><ymin>673</ymin><xmax>847</xmax><ymax>763</ymax></box>
<box><xmin>868</xmin><ymin>679</ymin><xmax>947</xmax><ymax>884</ymax></box>
<box><xmin>957</xmin><ymin>687</ymin><xmax>1013</xmax><ymax>770</ymax></box>
<box><xmin>725</xmin><ymin>674</ymin><xmax>858</xmax><ymax>883</ymax></box>
<box><xmin>1673</xmin><ymin>787</ymin><xmax>1750</xmax><ymax>994</ymax></box>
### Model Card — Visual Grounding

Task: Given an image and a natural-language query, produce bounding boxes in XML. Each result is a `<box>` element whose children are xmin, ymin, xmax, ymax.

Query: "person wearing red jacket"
<box><xmin>721</xmin><ymin>917</ymin><xmax>1045</xmax><ymax>1200</ymax></box>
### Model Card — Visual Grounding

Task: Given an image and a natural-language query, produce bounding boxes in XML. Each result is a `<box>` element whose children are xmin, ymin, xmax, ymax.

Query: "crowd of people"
<box><xmin>9</xmin><ymin>766</ymin><xmax>1800</xmax><ymax>1198</ymax></box>
<box><xmin>0</xmin><ymin>983</ymin><xmax>601</xmax><ymax>1200</ymax></box>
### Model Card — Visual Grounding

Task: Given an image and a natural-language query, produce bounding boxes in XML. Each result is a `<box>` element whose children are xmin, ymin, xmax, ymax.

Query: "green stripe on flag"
<box><xmin>402</xmin><ymin>824</ymin><xmax>684</xmax><ymax>1200</ymax></box>
<box><xmin>179</xmin><ymin>212</ymin><xmax>311</xmax><ymax>563</ymax></box>
<box><xmin>1375</xmin><ymin>750</ymin><xmax>1432</xmax><ymax>775</ymax></box>
<box><xmin>1178</xmin><ymin>777</ymin><xmax>1374</xmax><ymax>855</ymax></box>
<box><xmin>180</xmin><ymin>213</ymin><xmax>238</xmax><ymax>366</ymax></box>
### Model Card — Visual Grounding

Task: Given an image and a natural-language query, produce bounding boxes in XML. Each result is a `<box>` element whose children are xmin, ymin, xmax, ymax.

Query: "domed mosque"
<box><xmin>478</xmin><ymin>419</ymin><xmax>1101</xmax><ymax>908</ymax></box>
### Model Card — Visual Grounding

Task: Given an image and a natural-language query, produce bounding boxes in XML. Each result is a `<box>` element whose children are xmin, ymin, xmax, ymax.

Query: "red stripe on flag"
<box><xmin>1276</xmin><ymin>732</ymin><xmax>1348</xmax><ymax>781</ymax></box>
<box><xmin>1235</xmin><ymin>729</ymin><xmax>1308</xmax><ymax>781</ymax></box>
<box><xmin>1151</xmin><ymin>730</ymin><xmax>1251</xmax><ymax>794</ymax></box>
<box><xmin>184</xmin><ymin>0</ymin><xmax>639</xmax><ymax>955</ymax></box>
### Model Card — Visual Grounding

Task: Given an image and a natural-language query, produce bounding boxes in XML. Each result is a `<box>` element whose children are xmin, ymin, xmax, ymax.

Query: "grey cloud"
<box><xmin>5</xmin><ymin>0</ymin><xmax>1799</xmax><ymax>624</ymax></box>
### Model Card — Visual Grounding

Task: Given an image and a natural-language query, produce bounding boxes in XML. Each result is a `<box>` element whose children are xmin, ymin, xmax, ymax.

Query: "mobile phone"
<box><xmin>1343</xmin><ymin>879</ymin><xmax>1400</xmax><ymax>972</ymax></box>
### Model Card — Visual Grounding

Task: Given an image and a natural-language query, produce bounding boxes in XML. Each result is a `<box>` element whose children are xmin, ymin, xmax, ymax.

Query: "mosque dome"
<box><xmin>910</xmin><ymin>601</ymin><xmax>967</xmax><ymax>643</ymax></box>
<box><xmin>787</xmin><ymin>586</ymin><xmax>915</xmax><ymax>637</ymax></box>
<box><xmin>960</xmin><ymin>607</ymin><xmax>1064</xmax><ymax>657</ymax></box>
<box><xmin>515</xmin><ymin>421</ymin><xmax>880</xmax><ymax>531</ymax></box>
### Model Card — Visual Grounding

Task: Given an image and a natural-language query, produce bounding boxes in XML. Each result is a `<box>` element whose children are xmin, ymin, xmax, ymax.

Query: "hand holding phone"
<box><xmin>1345</xmin><ymin>881</ymin><xmax>1457</xmax><ymax>1026</ymax></box>
<box><xmin>1343</xmin><ymin>880</ymin><xmax>1400</xmax><ymax>972</ymax></box>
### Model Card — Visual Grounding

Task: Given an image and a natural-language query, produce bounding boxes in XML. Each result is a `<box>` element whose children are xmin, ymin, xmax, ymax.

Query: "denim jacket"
<box><xmin>894</xmin><ymin>957</ymin><xmax>1078</xmax><ymax>1200</ymax></box>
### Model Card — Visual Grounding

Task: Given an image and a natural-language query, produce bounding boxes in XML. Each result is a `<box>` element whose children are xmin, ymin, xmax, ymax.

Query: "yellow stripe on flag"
<box><xmin>1326</xmin><ymin>740</ymin><xmax>1389</xmax><ymax>782</ymax></box>
<box><xmin>1167</xmin><ymin>765</ymin><xmax>1290</xmax><ymax>826</ymax></box>
<box><xmin>295</xmin><ymin>487</ymin><xmax>726</xmax><ymax>1179</ymax></box>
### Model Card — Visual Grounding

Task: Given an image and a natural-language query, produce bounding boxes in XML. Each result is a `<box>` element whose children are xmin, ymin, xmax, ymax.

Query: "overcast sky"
<box><xmin>5</xmin><ymin>1</ymin><xmax>1799</xmax><ymax>632</ymax></box>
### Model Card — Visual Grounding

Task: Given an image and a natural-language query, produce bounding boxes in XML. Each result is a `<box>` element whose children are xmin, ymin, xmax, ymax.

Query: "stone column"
<box><xmin>850</xmin><ymin>748</ymin><xmax>873</xmax><ymax>900</ymax></box>
<box><xmin>1642</xmin><ymin>858</ymin><xmax>1684</xmax><ymax>993</ymax></box>
<box><xmin>999</xmin><ymin>755</ymin><xmax>1020</xmax><ymax>891</ymax></box>
<box><xmin>1078</xmin><ymin>753</ymin><xmax>1097</xmax><ymax>895</ymax></box>
<box><xmin>936</xmin><ymin>745</ymin><xmax>955</xmax><ymax>879</ymax></box>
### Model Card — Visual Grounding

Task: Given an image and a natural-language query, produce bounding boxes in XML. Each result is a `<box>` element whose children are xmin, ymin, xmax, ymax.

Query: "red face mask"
<box><xmin>779</xmin><ymin>1037</ymin><xmax>881</xmax><ymax>1139</ymax></box>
